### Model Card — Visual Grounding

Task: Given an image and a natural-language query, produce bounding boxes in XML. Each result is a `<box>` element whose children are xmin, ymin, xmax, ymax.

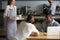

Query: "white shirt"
<box><xmin>15</xmin><ymin>21</ymin><xmax>39</xmax><ymax>40</ymax></box>
<box><xmin>4</xmin><ymin>5</ymin><xmax>17</xmax><ymax>27</ymax></box>
<box><xmin>4</xmin><ymin>5</ymin><xmax>17</xmax><ymax>17</ymax></box>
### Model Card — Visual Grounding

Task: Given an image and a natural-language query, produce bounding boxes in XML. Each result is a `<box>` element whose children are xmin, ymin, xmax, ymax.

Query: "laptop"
<box><xmin>47</xmin><ymin>26</ymin><xmax>60</xmax><ymax>36</ymax></box>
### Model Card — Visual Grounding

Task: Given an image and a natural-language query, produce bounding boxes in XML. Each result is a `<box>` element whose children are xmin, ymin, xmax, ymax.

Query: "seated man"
<box><xmin>15</xmin><ymin>14</ymin><xmax>39</xmax><ymax>40</ymax></box>
<box><xmin>41</xmin><ymin>14</ymin><xmax>60</xmax><ymax>32</ymax></box>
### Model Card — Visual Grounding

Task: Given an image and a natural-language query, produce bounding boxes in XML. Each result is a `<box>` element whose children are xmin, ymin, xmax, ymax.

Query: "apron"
<box><xmin>6</xmin><ymin>6</ymin><xmax>17</xmax><ymax>40</ymax></box>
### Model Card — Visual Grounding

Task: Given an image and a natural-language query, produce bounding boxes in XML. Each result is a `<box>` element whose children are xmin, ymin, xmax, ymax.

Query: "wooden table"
<box><xmin>27</xmin><ymin>32</ymin><xmax>60</xmax><ymax>40</ymax></box>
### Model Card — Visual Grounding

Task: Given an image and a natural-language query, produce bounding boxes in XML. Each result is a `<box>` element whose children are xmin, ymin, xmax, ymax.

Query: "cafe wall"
<box><xmin>2</xmin><ymin>1</ymin><xmax>60</xmax><ymax>13</ymax></box>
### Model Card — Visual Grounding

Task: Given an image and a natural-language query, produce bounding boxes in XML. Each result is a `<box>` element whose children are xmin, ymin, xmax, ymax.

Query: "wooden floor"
<box><xmin>0</xmin><ymin>38</ymin><xmax>6</xmax><ymax>40</ymax></box>
<box><xmin>0</xmin><ymin>27</ymin><xmax>6</xmax><ymax>40</ymax></box>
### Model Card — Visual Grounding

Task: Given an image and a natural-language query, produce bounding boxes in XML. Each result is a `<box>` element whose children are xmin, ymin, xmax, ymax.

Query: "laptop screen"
<box><xmin>47</xmin><ymin>26</ymin><xmax>60</xmax><ymax>35</ymax></box>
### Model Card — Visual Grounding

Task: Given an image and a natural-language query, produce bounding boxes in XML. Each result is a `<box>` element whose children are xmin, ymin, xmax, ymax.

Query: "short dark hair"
<box><xmin>8</xmin><ymin>0</ymin><xmax>12</xmax><ymax>5</ymax></box>
<box><xmin>26</xmin><ymin>14</ymin><xmax>34</xmax><ymax>22</ymax></box>
<box><xmin>45</xmin><ymin>14</ymin><xmax>52</xmax><ymax>18</ymax></box>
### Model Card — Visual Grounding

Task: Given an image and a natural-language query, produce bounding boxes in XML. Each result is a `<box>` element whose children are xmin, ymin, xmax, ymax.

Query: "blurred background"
<box><xmin>0</xmin><ymin>0</ymin><xmax>60</xmax><ymax>40</ymax></box>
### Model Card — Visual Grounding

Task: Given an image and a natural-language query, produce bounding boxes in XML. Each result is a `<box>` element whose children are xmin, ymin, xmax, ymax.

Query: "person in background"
<box><xmin>41</xmin><ymin>14</ymin><xmax>60</xmax><ymax>32</ymax></box>
<box><xmin>4</xmin><ymin>0</ymin><xmax>17</xmax><ymax>40</ymax></box>
<box><xmin>48</xmin><ymin>0</ymin><xmax>56</xmax><ymax>15</ymax></box>
<box><xmin>15</xmin><ymin>14</ymin><xmax>39</xmax><ymax>40</ymax></box>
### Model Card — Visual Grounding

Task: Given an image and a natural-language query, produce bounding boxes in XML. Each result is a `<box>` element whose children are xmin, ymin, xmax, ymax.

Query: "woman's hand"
<box><xmin>8</xmin><ymin>17</ymin><xmax>15</xmax><ymax>21</ymax></box>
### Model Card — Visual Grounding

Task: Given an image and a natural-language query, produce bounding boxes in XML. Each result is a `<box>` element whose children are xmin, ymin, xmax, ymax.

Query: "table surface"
<box><xmin>27</xmin><ymin>32</ymin><xmax>60</xmax><ymax>40</ymax></box>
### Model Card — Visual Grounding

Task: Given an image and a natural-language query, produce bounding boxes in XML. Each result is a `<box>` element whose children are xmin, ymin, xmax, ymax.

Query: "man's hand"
<box><xmin>30</xmin><ymin>32</ymin><xmax>39</xmax><ymax>36</ymax></box>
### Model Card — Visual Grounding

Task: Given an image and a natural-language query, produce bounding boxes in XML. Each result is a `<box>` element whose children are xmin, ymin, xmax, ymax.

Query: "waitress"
<box><xmin>4</xmin><ymin>0</ymin><xmax>17</xmax><ymax>40</ymax></box>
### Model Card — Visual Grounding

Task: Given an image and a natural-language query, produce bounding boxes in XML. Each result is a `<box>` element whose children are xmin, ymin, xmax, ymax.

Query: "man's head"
<box><xmin>48</xmin><ymin>0</ymin><xmax>53</xmax><ymax>3</ymax></box>
<box><xmin>27</xmin><ymin>14</ymin><xmax>34</xmax><ymax>23</ymax></box>
<box><xmin>45</xmin><ymin>14</ymin><xmax>53</xmax><ymax>22</ymax></box>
